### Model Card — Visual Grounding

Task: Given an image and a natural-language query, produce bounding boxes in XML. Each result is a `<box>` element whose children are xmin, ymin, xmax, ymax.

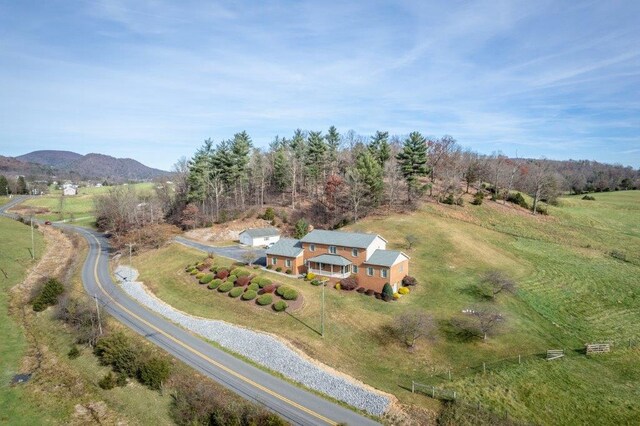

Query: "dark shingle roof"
<box><xmin>364</xmin><ymin>250</ymin><xmax>409</xmax><ymax>267</ymax></box>
<box><xmin>300</xmin><ymin>229</ymin><xmax>383</xmax><ymax>249</ymax></box>
<box><xmin>265</xmin><ymin>238</ymin><xmax>303</xmax><ymax>257</ymax></box>
<box><xmin>307</xmin><ymin>254</ymin><xmax>352</xmax><ymax>266</ymax></box>
<box><xmin>240</xmin><ymin>227</ymin><xmax>280</xmax><ymax>238</ymax></box>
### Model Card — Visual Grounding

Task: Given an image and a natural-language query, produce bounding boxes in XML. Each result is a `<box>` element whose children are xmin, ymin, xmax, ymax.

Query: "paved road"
<box><xmin>1</xmin><ymin>197</ymin><xmax>378</xmax><ymax>426</ymax></box>
<box><xmin>176</xmin><ymin>236</ymin><xmax>267</xmax><ymax>266</ymax></box>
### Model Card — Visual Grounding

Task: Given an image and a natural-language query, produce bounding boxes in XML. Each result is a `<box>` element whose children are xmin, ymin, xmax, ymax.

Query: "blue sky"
<box><xmin>1</xmin><ymin>0</ymin><xmax>638</xmax><ymax>170</ymax></box>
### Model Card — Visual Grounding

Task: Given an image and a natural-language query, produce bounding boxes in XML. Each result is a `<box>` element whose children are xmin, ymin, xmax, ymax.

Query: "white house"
<box><xmin>63</xmin><ymin>186</ymin><xmax>77</xmax><ymax>196</ymax></box>
<box><xmin>239</xmin><ymin>228</ymin><xmax>280</xmax><ymax>247</ymax></box>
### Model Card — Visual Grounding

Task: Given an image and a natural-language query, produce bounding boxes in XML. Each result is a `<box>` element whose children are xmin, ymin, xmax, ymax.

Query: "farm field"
<box><xmin>134</xmin><ymin>190</ymin><xmax>640</xmax><ymax>424</ymax></box>
<box><xmin>13</xmin><ymin>182</ymin><xmax>155</xmax><ymax>227</ymax></box>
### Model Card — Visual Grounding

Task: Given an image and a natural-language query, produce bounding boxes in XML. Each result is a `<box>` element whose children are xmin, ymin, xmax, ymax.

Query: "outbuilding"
<box><xmin>239</xmin><ymin>227</ymin><xmax>280</xmax><ymax>247</ymax></box>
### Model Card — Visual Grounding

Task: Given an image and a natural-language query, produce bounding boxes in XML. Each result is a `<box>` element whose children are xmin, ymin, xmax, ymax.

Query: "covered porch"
<box><xmin>306</xmin><ymin>254</ymin><xmax>352</xmax><ymax>279</ymax></box>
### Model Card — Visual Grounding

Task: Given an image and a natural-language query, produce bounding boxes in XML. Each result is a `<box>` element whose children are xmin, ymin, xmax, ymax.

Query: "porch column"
<box><xmin>331</xmin><ymin>264</ymin><xmax>333</xmax><ymax>275</ymax></box>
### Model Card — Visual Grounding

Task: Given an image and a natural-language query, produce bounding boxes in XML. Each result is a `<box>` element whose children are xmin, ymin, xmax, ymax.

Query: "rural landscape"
<box><xmin>1</xmin><ymin>1</ymin><xmax>638</xmax><ymax>425</ymax></box>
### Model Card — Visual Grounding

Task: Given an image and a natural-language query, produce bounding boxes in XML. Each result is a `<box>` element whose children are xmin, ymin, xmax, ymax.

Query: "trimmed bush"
<box><xmin>190</xmin><ymin>270</ymin><xmax>199</xmax><ymax>275</ymax></box>
<box><xmin>275</xmin><ymin>267</ymin><xmax>282</xmax><ymax>272</ymax></box>
<box><xmin>266</xmin><ymin>265</ymin><xmax>274</xmax><ymax>270</ymax></box>
<box><xmin>199</xmin><ymin>274</ymin><xmax>214</xmax><ymax>284</ymax></box>
<box><xmin>282</xmin><ymin>289</ymin><xmax>298</xmax><ymax>301</ymax></box>
<box><xmin>185</xmin><ymin>267</ymin><xmax>195</xmax><ymax>273</ymax></box>
<box><xmin>276</xmin><ymin>286</ymin><xmax>290</xmax><ymax>297</ymax></box>
<box><xmin>247</xmin><ymin>283</ymin><xmax>260</xmax><ymax>292</ymax></box>
<box><xmin>393</xmin><ymin>293</ymin><xmax>400</xmax><ymax>300</ymax></box>
<box><xmin>356</xmin><ymin>287</ymin><xmax>365</xmax><ymax>293</ymax></box>
<box><xmin>137</xmin><ymin>357</ymin><xmax>171</xmax><ymax>390</ymax></box>
<box><xmin>382</xmin><ymin>283</ymin><xmax>394</xmax><ymax>301</ymax></box>
<box><xmin>339</xmin><ymin>275</ymin><xmax>359</xmax><ymax>291</ymax></box>
<box><xmin>402</xmin><ymin>275</ymin><xmax>418</xmax><ymax>286</ymax></box>
<box><xmin>229</xmin><ymin>287</ymin><xmax>243</xmax><ymax>298</ymax></box>
<box><xmin>231</xmin><ymin>268</ymin><xmax>251</xmax><ymax>277</ymax></box>
<box><xmin>32</xmin><ymin>278</ymin><xmax>65</xmax><ymax>312</ymax></box>
<box><xmin>285</xmin><ymin>269</ymin><xmax>292</xmax><ymax>274</ymax></box>
<box><xmin>256</xmin><ymin>294</ymin><xmax>273</xmax><ymax>306</ymax></box>
<box><xmin>273</xmin><ymin>301</ymin><xmax>288</xmax><ymax>312</ymax></box>
<box><xmin>305</xmin><ymin>272</ymin><xmax>316</xmax><ymax>281</ymax></box>
<box><xmin>253</xmin><ymin>265</ymin><xmax>260</xmax><ymax>269</ymax></box>
<box><xmin>251</xmin><ymin>277</ymin><xmax>272</xmax><ymax>288</ymax></box>
<box><xmin>334</xmin><ymin>283</ymin><xmax>341</xmax><ymax>290</ymax></box>
<box><xmin>242</xmin><ymin>290</ymin><xmax>257</xmax><ymax>301</ymax></box>
<box><xmin>236</xmin><ymin>276</ymin><xmax>250</xmax><ymax>287</ymax></box>
<box><xmin>218</xmin><ymin>282</ymin><xmax>234</xmax><ymax>292</ymax></box>
<box><xmin>196</xmin><ymin>263</ymin><xmax>210</xmax><ymax>271</ymax></box>
<box><xmin>311</xmin><ymin>279</ymin><xmax>322</xmax><ymax>286</ymax></box>
<box><xmin>262</xmin><ymin>284</ymin><xmax>276</xmax><ymax>293</ymax></box>
<box><xmin>398</xmin><ymin>286</ymin><xmax>410</xmax><ymax>295</ymax></box>
<box><xmin>208</xmin><ymin>279</ymin><xmax>223</xmax><ymax>289</ymax></box>
<box><xmin>227</xmin><ymin>274</ymin><xmax>237</xmax><ymax>284</ymax></box>
<box><xmin>195</xmin><ymin>272</ymin><xmax>205</xmax><ymax>280</ymax></box>
<box><xmin>365</xmin><ymin>289</ymin><xmax>375</xmax><ymax>296</ymax></box>
<box><xmin>209</xmin><ymin>266</ymin><xmax>218</xmax><ymax>272</ymax></box>
<box><xmin>216</xmin><ymin>269</ymin><xmax>229</xmax><ymax>280</ymax></box>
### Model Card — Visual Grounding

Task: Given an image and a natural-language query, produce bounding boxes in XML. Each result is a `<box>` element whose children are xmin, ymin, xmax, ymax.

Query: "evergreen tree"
<box><xmin>290</xmin><ymin>129</ymin><xmax>306</xmax><ymax>209</ymax></box>
<box><xmin>0</xmin><ymin>174</ymin><xmax>8</xmax><ymax>195</ymax></box>
<box><xmin>355</xmin><ymin>150</ymin><xmax>384</xmax><ymax>206</ymax></box>
<box><xmin>396</xmin><ymin>131</ymin><xmax>429</xmax><ymax>202</ymax></box>
<box><xmin>231</xmin><ymin>131</ymin><xmax>253</xmax><ymax>208</ymax></box>
<box><xmin>305</xmin><ymin>131</ymin><xmax>326</xmax><ymax>198</ymax></box>
<box><xmin>325</xmin><ymin>125</ymin><xmax>340</xmax><ymax>173</ymax></box>
<box><xmin>369</xmin><ymin>131</ymin><xmax>391</xmax><ymax>167</ymax></box>
<box><xmin>272</xmin><ymin>147</ymin><xmax>290</xmax><ymax>194</ymax></box>
<box><xmin>16</xmin><ymin>176</ymin><xmax>28</xmax><ymax>195</ymax></box>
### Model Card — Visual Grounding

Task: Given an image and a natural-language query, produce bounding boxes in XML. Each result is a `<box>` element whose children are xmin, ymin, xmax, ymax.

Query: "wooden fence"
<box><xmin>546</xmin><ymin>349</ymin><xmax>564</xmax><ymax>360</ymax></box>
<box><xmin>411</xmin><ymin>381</ymin><xmax>457</xmax><ymax>401</ymax></box>
<box><xmin>586</xmin><ymin>343</ymin><xmax>610</xmax><ymax>355</ymax></box>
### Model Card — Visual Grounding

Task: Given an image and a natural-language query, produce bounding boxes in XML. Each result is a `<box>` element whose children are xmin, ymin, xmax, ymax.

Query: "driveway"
<box><xmin>175</xmin><ymin>236</ymin><xmax>267</xmax><ymax>266</ymax></box>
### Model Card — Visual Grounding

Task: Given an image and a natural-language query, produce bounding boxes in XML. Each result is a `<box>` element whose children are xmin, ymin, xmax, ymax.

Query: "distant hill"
<box><xmin>16</xmin><ymin>150</ymin><xmax>83</xmax><ymax>168</ymax></box>
<box><xmin>1</xmin><ymin>150</ymin><xmax>168</xmax><ymax>181</ymax></box>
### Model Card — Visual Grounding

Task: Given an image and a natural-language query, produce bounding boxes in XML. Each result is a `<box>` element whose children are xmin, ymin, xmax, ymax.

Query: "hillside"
<box><xmin>0</xmin><ymin>155</ymin><xmax>55</xmax><ymax>177</ymax></box>
<box><xmin>16</xmin><ymin>150</ymin><xmax>83</xmax><ymax>168</ymax></box>
<box><xmin>62</xmin><ymin>153</ymin><xmax>167</xmax><ymax>180</ymax></box>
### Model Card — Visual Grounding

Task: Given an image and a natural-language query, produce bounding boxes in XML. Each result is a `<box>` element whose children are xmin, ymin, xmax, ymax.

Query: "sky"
<box><xmin>0</xmin><ymin>0</ymin><xmax>639</xmax><ymax>170</ymax></box>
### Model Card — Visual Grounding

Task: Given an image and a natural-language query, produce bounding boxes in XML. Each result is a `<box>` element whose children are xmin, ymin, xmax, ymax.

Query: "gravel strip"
<box><xmin>115</xmin><ymin>266</ymin><xmax>390</xmax><ymax>416</ymax></box>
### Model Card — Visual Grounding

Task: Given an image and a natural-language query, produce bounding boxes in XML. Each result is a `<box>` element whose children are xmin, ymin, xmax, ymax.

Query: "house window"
<box><xmin>309</xmin><ymin>244</ymin><xmax>315</xmax><ymax>252</ymax></box>
<box><xmin>353</xmin><ymin>265</ymin><xmax>358</xmax><ymax>273</ymax></box>
<box><xmin>329</xmin><ymin>245</ymin><xmax>337</xmax><ymax>254</ymax></box>
<box><xmin>367</xmin><ymin>267</ymin><xmax>374</xmax><ymax>276</ymax></box>
<box><xmin>352</xmin><ymin>248</ymin><xmax>358</xmax><ymax>257</ymax></box>
<box><xmin>271</xmin><ymin>257</ymin><xmax>277</xmax><ymax>265</ymax></box>
<box><xmin>381</xmin><ymin>269</ymin><xmax>388</xmax><ymax>278</ymax></box>
<box><xmin>285</xmin><ymin>259</ymin><xmax>292</xmax><ymax>268</ymax></box>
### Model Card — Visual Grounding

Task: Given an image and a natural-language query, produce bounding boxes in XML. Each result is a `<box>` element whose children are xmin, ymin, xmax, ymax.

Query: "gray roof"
<box><xmin>307</xmin><ymin>254</ymin><xmax>352</xmax><ymax>266</ymax></box>
<box><xmin>364</xmin><ymin>250</ymin><xmax>409</xmax><ymax>267</ymax></box>
<box><xmin>240</xmin><ymin>227</ymin><xmax>280</xmax><ymax>238</ymax></box>
<box><xmin>300</xmin><ymin>229</ymin><xmax>383</xmax><ymax>249</ymax></box>
<box><xmin>266</xmin><ymin>238</ymin><xmax>303</xmax><ymax>258</ymax></box>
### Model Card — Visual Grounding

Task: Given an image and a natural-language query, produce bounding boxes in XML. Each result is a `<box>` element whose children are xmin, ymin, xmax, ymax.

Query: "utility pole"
<box><xmin>94</xmin><ymin>294</ymin><xmax>103</xmax><ymax>335</ymax></box>
<box><xmin>30</xmin><ymin>216</ymin><xmax>35</xmax><ymax>260</ymax></box>
<box><xmin>321</xmin><ymin>281</ymin><xmax>325</xmax><ymax>337</ymax></box>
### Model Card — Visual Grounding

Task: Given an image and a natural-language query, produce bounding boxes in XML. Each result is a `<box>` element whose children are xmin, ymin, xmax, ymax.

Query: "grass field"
<box><xmin>14</xmin><ymin>182</ymin><xmax>155</xmax><ymax>227</ymax></box>
<box><xmin>134</xmin><ymin>190</ymin><xmax>640</xmax><ymax>424</ymax></box>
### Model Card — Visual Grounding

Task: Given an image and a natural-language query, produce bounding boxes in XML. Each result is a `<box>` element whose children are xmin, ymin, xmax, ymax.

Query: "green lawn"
<box><xmin>132</xmin><ymin>190</ymin><xmax>640</xmax><ymax>424</ymax></box>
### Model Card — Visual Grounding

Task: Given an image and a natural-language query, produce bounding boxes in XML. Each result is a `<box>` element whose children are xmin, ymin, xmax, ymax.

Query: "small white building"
<box><xmin>239</xmin><ymin>228</ymin><xmax>280</xmax><ymax>247</ymax></box>
<box><xmin>63</xmin><ymin>186</ymin><xmax>77</xmax><ymax>196</ymax></box>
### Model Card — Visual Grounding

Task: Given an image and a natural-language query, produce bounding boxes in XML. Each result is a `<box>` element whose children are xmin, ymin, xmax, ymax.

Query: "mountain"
<box><xmin>2</xmin><ymin>150</ymin><xmax>168</xmax><ymax>181</ymax></box>
<box><xmin>16</xmin><ymin>150</ymin><xmax>83</xmax><ymax>168</ymax></box>
<box><xmin>62</xmin><ymin>153</ymin><xmax>167</xmax><ymax>180</ymax></box>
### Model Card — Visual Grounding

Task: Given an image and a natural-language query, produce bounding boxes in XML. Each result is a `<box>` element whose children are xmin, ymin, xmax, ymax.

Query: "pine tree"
<box><xmin>16</xmin><ymin>176</ymin><xmax>28</xmax><ymax>194</ymax></box>
<box><xmin>290</xmin><ymin>129</ymin><xmax>306</xmax><ymax>209</ymax></box>
<box><xmin>272</xmin><ymin>147</ymin><xmax>290</xmax><ymax>194</ymax></box>
<box><xmin>0</xmin><ymin>174</ymin><xmax>8</xmax><ymax>195</ymax></box>
<box><xmin>325</xmin><ymin>125</ymin><xmax>340</xmax><ymax>174</ymax></box>
<box><xmin>396</xmin><ymin>131</ymin><xmax>429</xmax><ymax>202</ymax></box>
<box><xmin>305</xmin><ymin>131</ymin><xmax>326</xmax><ymax>198</ymax></box>
<box><xmin>369</xmin><ymin>131</ymin><xmax>390</xmax><ymax>167</ymax></box>
<box><xmin>355</xmin><ymin>150</ymin><xmax>384</xmax><ymax>206</ymax></box>
<box><xmin>231</xmin><ymin>131</ymin><xmax>253</xmax><ymax>208</ymax></box>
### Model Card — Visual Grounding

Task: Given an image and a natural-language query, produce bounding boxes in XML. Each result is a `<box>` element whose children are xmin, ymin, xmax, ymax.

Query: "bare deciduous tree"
<box><xmin>476</xmin><ymin>270</ymin><xmax>517</xmax><ymax>300</ymax></box>
<box><xmin>392</xmin><ymin>311</ymin><xmax>436</xmax><ymax>349</ymax></box>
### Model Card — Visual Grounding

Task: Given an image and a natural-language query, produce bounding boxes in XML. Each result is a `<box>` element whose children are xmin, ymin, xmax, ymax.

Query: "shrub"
<box><xmin>582</xmin><ymin>195</ymin><xmax>596</xmax><ymax>201</ymax></box>
<box><xmin>532</xmin><ymin>204</ymin><xmax>548</xmax><ymax>215</ymax></box>
<box><xmin>393</xmin><ymin>293</ymin><xmax>400</xmax><ymax>300</ymax></box>
<box><xmin>506</xmin><ymin>192</ymin><xmax>529</xmax><ymax>208</ymax></box>
<box><xmin>256</xmin><ymin>294</ymin><xmax>273</xmax><ymax>305</ymax></box>
<box><xmin>402</xmin><ymin>275</ymin><xmax>418</xmax><ymax>287</ymax></box>
<box><xmin>209</xmin><ymin>266</ymin><xmax>218</xmax><ymax>273</ymax></box>
<box><xmin>282</xmin><ymin>289</ymin><xmax>298</xmax><ymax>301</ymax></box>
<box><xmin>261</xmin><ymin>207</ymin><xmax>275</xmax><ymax>221</ymax></box>
<box><xmin>266</xmin><ymin>265</ymin><xmax>274</xmax><ymax>270</ymax></box>
<box><xmin>195</xmin><ymin>272</ymin><xmax>205</xmax><ymax>280</ymax></box>
<box><xmin>252</xmin><ymin>277</ymin><xmax>272</xmax><ymax>288</ymax></box>
<box><xmin>275</xmin><ymin>267</ymin><xmax>282</xmax><ymax>272</ymax></box>
<box><xmin>215</xmin><ymin>269</ymin><xmax>229</xmax><ymax>280</ymax></box>
<box><xmin>398</xmin><ymin>287</ymin><xmax>410</xmax><ymax>295</ymax></box>
<box><xmin>68</xmin><ymin>346</ymin><xmax>81</xmax><ymax>359</ymax></box>
<box><xmin>262</xmin><ymin>284</ymin><xmax>276</xmax><ymax>293</ymax></box>
<box><xmin>185</xmin><ymin>267</ymin><xmax>194</xmax><ymax>273</ymax></box>
<box><xmin>472</xmin><ymin>192</ymin><xmax>484</xmax><ymax>205</ymax></box>
<box><xmin>365</xmin><ymin>289</ymin><xmax>375</xmax><ymax>296</ymax></box>
<box><xmin>334</xmin><ymin>283</ymin><xmax>341</xmax><ymax>290</ymax></box>
<box><xmin>339</xmin><ymin>275</ymin><xmax>359</xmax><ymax>291</ymax></box>
<box><xmin>190</xmin><ymin>270</ymin><xmax>199</xmax><ymax>275</ymax></box>
<box><xmin>218</xmin><ymin>282</ymin><xmax>234</xmax><ymax>292</ymax></box>
<box><xmin>229</xmin><ymin>287</ymin><xmax>243</xmax><ymax>298</ymax></box>
<box><xmin>242</xmin><ymin>290</ymin><xmax>257</xmax><ymax>301</ymax></box>
<box><xmin>273</xmin><ymin>301</ymin><xmax>288</xmax><ymax>312</ymax></box>
<box><xmin>98</xmin><ymin>372</ymin><xmax>116</xmax><ymax>390</ymax></box>
<box><xmin>285</xmin><ymin>269</ymin><xmax>292</xmax><ymax>274</ymax></box>
<box><xmin>32</xmin><ymin>278</ymin><xmax>65</xmax><ymax>312</ymax></box>
<box><xmin>227</xmin><ymin>274</ymin><xmax>237</xmax><ymax>284</ymax></box>
<box><xmin>196</xmin><ymin>263</ymin><xmax>210</xmax><ymax>271</ymax></box>
<box><xmin>137</xmin><ymin>357</ymin><xmax>171</xmax><ymax>390</ymax></box>
<box><xmin>199</xmin><ymin>274</ymin><xmax>214</xmax><ymax>284</ymax></box>
<box><xmin>382</xmin><ymin>283</ymin><xmax>394</xmax><ymax>301</ymax></box>
<box><xmin>311</xmin><ymin>279</ymin><xmax>322</xmax><ymax>286</ymax></box>
<box><xmin>356</xmin><ymin>287</ymin><xmax>365</xmax><ymax>293</ymax></box>
<box><xmin>247</xmin><ymin>283</ymin><xmax>259</xmax><ymax>292</ymax></box>
<box><xmin>305</xmin><ymin>272</ymin><xmax>316</xmax><ymax>281</ymax></box>
<box><xmin>253</xmin><ymin>265</ymin><xmax>260</xmax><ymax>269</ymax></box>
<box><xmin>236</xmin><ymin>276</ymin><xmax>250</xmax><ymax>287</ymax></box>
<box><xmin>208</xmin><ymin>279</ymin><xmax>223</xmax><ymax>289</ymax></box>
<box><xmin>231</xmin><ymin>268</ymin><xmax>251</xmax><ymax>277</ymax></box>
<box><xmin>94</xmin><ymin>332</ymin><xmax>139</xmax><ymax>377</ymax></box>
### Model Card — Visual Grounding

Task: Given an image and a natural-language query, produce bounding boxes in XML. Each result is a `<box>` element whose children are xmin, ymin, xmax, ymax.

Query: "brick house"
<box><xmin>265</xmin><ymin>229</ymin><xmax>410</xmax><ymax>292</ymax></box>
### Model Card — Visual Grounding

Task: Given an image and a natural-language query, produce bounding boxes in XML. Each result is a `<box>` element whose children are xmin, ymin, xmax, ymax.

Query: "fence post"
<box><xmin>483</xmin><ymin>362</ymin><xmax>486</xmax><ymax>374</ymax></box>
<box><xmin>411</xmin><ymin>381</ymin><xmax>414</xmax><ymax>393</ymax></box>
<box><xmin>519</xmin><ymin>354</ymin><xmax>521</xmax><ymax>364</ymax></box>
<box><xmin>448</xmin><ymin>369</ymin><xmax>451</xmax><ymax>381</ymax></box>
<box><xmin>432</xmin><ymin>386</ymin><xmax>435</xmax><ymax>398</ymax></box>
<box><xmin>453</xmin><ymin>391</ymin><xmax>456</xmax><ymax>400</ymax></box>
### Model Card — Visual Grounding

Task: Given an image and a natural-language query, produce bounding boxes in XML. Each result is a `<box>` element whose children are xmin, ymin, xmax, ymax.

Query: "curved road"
<box><xmin>1</xmin><ymin>197</ymin><xmax>379</xmax><ymax>426</ymax></box>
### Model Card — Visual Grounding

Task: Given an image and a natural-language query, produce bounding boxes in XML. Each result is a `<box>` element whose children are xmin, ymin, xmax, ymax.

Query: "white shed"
<box><xmin>63</xmin><ymin>186</ymin><xmax>77</xmax><ymax>196</ymax></box>
<box><xmin>239</xmin><ymin>228</ymin><xmax>280</xmax><ymax>247</ymax></box>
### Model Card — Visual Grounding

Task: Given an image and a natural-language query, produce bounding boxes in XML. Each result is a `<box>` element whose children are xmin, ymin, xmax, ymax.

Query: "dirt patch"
<box><xmin>8</xmin><ymin>205</ymin><xmax>51</xmax><ymax>216</ymax></box>
<box><xmin>184</xmin><ymin>218</ymin><xmax>275</xmax><ymax>243</ymax></box>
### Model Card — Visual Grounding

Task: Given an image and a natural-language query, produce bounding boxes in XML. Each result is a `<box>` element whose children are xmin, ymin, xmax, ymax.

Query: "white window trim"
<box><xmin>309</xmin><ymin>244</ymin><xmax>315</xmax><ymax>252</ymax></box>
<box><xmin>353</xmin><ymin>265</ymin><xmax>358</xmax><ymax>273</ymax></box>
<box><xmin>381</xmin><ymin>269</ymin><xmax>388</xmax><ymax>278</ymax></box>
<box><xmin>285</xmin><ymin>259</ymin><xmax>292</xmax><ymax>267</ymax></box>
<box><xmin>271</xmin><ymin>257</ymin><xmax>277</xmax><ymax>265</ymax></box>
<box><xmin>329</xmin><ymin>245</ymin><xmax>337</xmax><ymax>254</ymax></box>
<box><xmin>367</xmin><ymin>267</ymin><xmax>373</xmax><ymax>276</ymax></box>
<box><xmin>352</xmin><ymin>248</ymin><xmax>358</xmax><ymax>257</ymax></box>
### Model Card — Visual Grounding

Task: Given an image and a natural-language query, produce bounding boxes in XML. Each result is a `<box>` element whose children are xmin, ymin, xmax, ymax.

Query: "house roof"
<box><xmin>266</xmin><ymin>238</ymin><xmax>303</xmax><ymax>258</ymax></box>
<box><xmin>240</xmin><ymin>227</ymin><xmax>280</xmax><ymax>238</ymax></box>
<box><xmin>307</xmin><ymin>254</ymin><xmax>352</xmax><ymax>266</ymax></box>
<box><xmin>300</xmin><ymin>229</ymin><xmax>385</xmax><ymax>249</ymax></box>
<box><xmin>364</xmin><ymin>249</ymin><xmax>410</xmax><ymax>267</ymax></box>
